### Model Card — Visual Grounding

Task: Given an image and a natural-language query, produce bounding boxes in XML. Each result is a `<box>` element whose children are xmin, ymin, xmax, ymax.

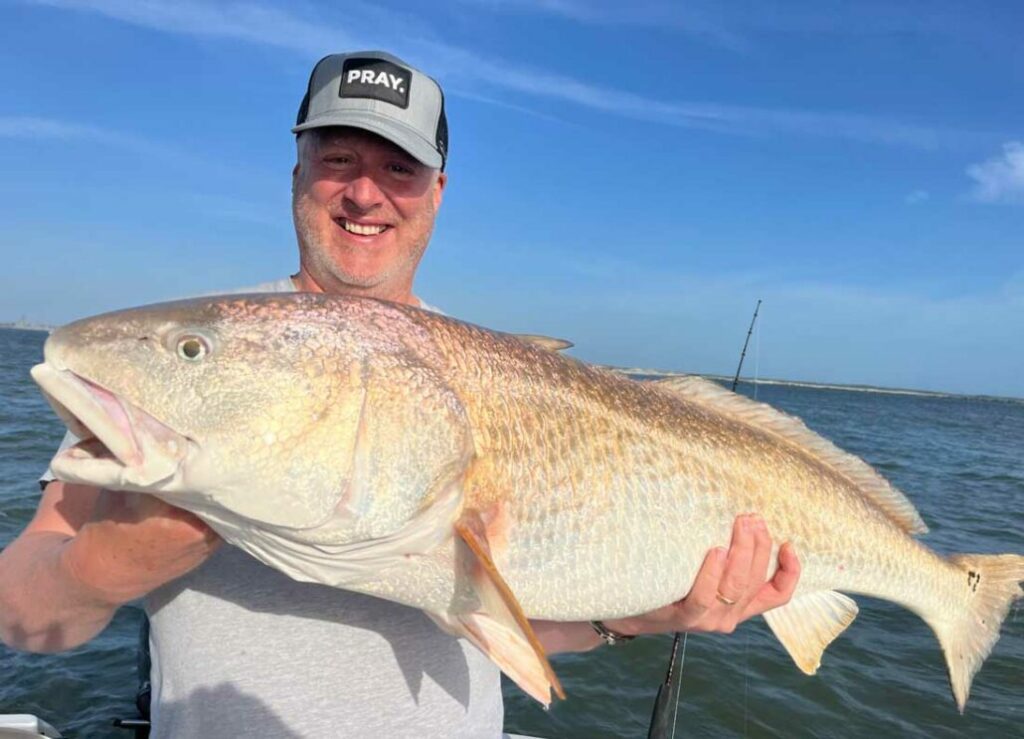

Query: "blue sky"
<box><xmin>1</xmin><ymin>1</ymin><xmax>1022</xmax><ymax>397</ymax></box>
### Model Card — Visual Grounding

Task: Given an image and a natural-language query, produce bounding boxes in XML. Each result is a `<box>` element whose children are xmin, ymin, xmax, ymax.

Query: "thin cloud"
<box><xmin>905</xmin><ymin>189</ymin><xmax>929</xmax><ymax>205</ymax></box>
<box><xmin>427</xmin><ymin>42</ymin><xmax>965</xmax><ymax>147</ymax></box>
<box><xmin>0</xmin><ymin>116</ymin><xmax>124</xmax><ymax>143</ymax></box>
<box><xmin>29</xmin><ymin>0</ymin><xmax>441</xmax><ymax>54</ymax></box>
<box><xmin>452</xmin><ymin>0</ymin><xmax>747</xmax><ymax>50</ymax></box>
<box><xmin>0</xmin><ymin>114</ymin><xmax>278</xmax><ymax>201</ymax></box>
<box><xmin>446</xmin><ymin>87</ymin><xmax>584</xmax><ymax>128</ymax></box>
<box><xmin>0</xmin><ymin>114</ymin><xmax>235</xmax><ymax>165</ymax></box>
<box><xmin>0</xmin><ymin>115</ymin><xmax>186</xmax><ymax>158</ymax></box>
<box><xmin>27</xmin><ymin>0</ymin><xmax>984</xmax><ymax>149</ymax></box>
<box><xmin>452</xmin><ymin>0</ymin><xmax>1008</xmax><ymax>50</ymax></box>
<box><xmin>966</xmin><ymin>141</ymin><xmax>1024</xmax><ymax>205</ymax></box>
<box><xmin>29</xmin><ymin>0</ymin><xmax>360</xmax><ymax>54</ymax></box>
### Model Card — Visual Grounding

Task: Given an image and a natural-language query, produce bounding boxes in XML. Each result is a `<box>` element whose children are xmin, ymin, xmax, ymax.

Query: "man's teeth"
<box><xmin>342</xmin><ymin>220</ymin><xmax>387</xmax><ymax>236</ymax></box>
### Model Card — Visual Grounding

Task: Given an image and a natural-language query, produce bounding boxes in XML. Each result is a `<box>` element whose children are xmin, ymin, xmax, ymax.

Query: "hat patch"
<box><xmin>340</xmin><ymin>58</ymin><xmax>411</xmax><ymax>109</ymax></box>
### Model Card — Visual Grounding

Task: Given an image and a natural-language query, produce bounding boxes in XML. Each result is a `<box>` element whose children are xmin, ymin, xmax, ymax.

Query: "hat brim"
<box><xmin>292</xmin><ymin>111</ymin><xmax>443</xmax><ymax>169</ymax></box>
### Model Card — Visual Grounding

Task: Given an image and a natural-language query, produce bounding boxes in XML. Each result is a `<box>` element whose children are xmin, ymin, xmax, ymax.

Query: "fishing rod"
<box><xmin>731</xmin><ymin>299</ymin><xmax>761</xmax><ymax>393</ymax></box>
<box><xmin>646</xmin><ymin>298</ymin><xmax>762</xmax><ymax>739</ymax></box>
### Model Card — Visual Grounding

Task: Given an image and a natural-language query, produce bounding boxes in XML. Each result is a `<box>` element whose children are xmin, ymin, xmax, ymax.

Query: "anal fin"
<box><xmin>763</xmin><ymin>590</ymin><xmax>859</xmax><ymax>674</ymax></box>
<box><xmin>435</xmin><ymin>512</ymin><xmax>564</xmax><ymax>706</ymax></box>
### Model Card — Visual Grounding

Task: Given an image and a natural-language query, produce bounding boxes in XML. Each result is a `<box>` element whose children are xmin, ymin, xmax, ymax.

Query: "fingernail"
<box><xmin>715</xmin><ymin>547</ymin><xmax>727</xmax><ymax>565</ymax></box>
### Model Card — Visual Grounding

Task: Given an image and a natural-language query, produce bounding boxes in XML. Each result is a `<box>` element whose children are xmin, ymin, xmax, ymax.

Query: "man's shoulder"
<box><xmin>193</xmin><ymin>279</ymin><xmax>445</xmax><ymax>312</ymax></box>
<box><xmin>211</xmin><ymin>277</ymin><xmax>296</xmax><ymax>295</ymax></box>
<box><xmin>417</xmin><ymin>298</ymin><xmax>444</xmax><ymax>315</ymax></box>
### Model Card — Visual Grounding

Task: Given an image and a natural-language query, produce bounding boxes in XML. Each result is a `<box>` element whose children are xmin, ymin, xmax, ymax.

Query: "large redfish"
<box><xmin>30</xmin><ymin>293</ymin><xmax>1023</xmax><ymax>710</ymax></box>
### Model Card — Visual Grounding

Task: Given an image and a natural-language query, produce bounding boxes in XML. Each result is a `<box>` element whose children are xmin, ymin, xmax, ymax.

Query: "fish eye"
<box><xmin>177</xmin><ymin>335</ymin><xmax>210</xmax><ymax>361</ymax></box>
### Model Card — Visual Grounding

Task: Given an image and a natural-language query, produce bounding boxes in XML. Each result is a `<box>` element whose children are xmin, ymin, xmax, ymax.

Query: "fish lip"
<box><xmin>30</xmin><ymin>363</ymin><xmax>189</xmax><ymax>487</ymax></box>
<box><xmin>76</xmin><ymin>374</ymin><xmax>141</xmax><ymax>465</ymax></box>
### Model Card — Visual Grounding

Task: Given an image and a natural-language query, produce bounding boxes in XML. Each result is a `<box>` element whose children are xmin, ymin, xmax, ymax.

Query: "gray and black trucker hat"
<box><xmin>293</xmin><ymin>51</ymin><xmax>448</xmax><ymax>170</ymax></box>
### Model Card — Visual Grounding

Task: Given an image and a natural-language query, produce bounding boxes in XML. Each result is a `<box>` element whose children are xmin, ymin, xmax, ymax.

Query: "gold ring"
<box><xmin>716</xmin><ymin>591</ymin><xmax>737</xmax><ymax>606</ymax></box>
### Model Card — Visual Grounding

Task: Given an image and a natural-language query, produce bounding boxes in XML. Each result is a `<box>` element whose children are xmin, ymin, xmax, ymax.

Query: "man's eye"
<box><xmin>324</xmin><ymin>155</ymin><xmax>352</xmax><ymax>167</ymax></box>
<box><xmin>387</xmin><ymin>162</ymin><xmax>415</xmax><ymax>175</ymax></box>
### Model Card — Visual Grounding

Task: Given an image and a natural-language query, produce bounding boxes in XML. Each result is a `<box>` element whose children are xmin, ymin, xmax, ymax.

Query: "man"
<box><xmin>0</xmin><ymin>51</ymin><xmax>799</xmax><ymax>737</ymax></box>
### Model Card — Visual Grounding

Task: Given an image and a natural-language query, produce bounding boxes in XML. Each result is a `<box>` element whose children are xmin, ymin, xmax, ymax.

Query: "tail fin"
<box><xmin>932</xmin><ymin>554</ymin><xmax>1024</xmax><ymax>713</ymax></box>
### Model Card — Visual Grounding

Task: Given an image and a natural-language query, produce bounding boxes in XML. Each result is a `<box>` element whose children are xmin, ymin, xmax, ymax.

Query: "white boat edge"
<box><xmin>0</xmin><ymin>714</ymin><xmax>62</xmax><ymax>739</ymax></box>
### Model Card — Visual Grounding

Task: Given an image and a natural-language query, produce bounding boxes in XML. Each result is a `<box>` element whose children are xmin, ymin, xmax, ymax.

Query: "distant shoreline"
<box><xmin>2</xmin><ymin>326</ymin><xmax>1017</xmax><ymax>403</ymax></box>
<box><xmin>0</xmin><ymin>322</ymin><xmax>53</xmax><ymax>333</ymax></box>
<box><xmin>606</xmin><ymin>365</ymin><xmax>1023</xmax><ymax>404</ymax></box>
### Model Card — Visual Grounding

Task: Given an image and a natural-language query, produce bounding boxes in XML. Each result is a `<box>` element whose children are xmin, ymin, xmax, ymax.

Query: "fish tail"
<box><xmin>933</xmin><ymin>553</ymin><xmax>1024</xmax><ymax>713</ymax></box>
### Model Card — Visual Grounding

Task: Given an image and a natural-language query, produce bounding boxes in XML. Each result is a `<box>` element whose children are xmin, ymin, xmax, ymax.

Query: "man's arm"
<box><xmin>533</xmin><ymin>514</ymin><xmax>801</xmax><ymax>654</ymax></box>
<box><xmin>0</xmin><ymin>481</ymin><xmax>219</xmax><ymax>653</ymax></box>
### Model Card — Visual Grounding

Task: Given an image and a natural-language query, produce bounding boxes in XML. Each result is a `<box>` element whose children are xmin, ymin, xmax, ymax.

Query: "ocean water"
<box><xmin>0</xmin><ymin>327</ymin><xmax>1021</xmax><ymax>738</ymax></box>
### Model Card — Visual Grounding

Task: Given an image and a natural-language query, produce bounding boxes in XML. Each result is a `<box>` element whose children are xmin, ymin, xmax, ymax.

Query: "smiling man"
<box><xmin>0</xmin><ymin>51</ymin><xmax>798</xmax><ymax>738</ymax></box>
<box><xmin>290</xmin><ymin>52</ymin><xmax>448</xmax><ymax>305</ymax></box>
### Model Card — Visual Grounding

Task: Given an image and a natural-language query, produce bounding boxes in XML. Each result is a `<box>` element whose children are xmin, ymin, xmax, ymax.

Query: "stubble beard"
<box><xmin>292</xmin><ymin>191</ymin><xmax>433</xmax><ymax>298</ymax></box>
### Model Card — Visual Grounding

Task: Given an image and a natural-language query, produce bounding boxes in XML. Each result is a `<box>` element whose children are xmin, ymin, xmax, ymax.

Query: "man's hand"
<box><xmin>0</xmin><ymin>482</ymin><xmax>222</xmax><ymax>652</ymax></box>
<box><xmin>532</xmin><ymin>513</ymin><xmax>802</xmax><ymax>653</ymax></box>
<box><xmin>66</xmin><ymin>490</ymin><xmax>222</xmax><ymax>607</ymax></box>
<box><xmin>603</xmin><ymin>513</ymin><xmax>801</xmax><ymax>637</ymax></box>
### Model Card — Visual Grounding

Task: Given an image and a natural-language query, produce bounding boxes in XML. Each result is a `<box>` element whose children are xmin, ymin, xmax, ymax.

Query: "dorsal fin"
<box><xmin>653</xmin><ymin>375</ymin><xmax>928</xmax><ymax>535</ymax></box>
<box><xmin>511</xmin><ymin>334</ymin><xmax>574</xmax><ymax>352</ymax></box>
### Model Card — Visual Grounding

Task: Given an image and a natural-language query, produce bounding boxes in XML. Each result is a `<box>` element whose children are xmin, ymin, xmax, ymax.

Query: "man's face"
<box><xmin>292</xmin><ymin>127</ymin><xmax>446</xmax><ymax>303</ymax></box>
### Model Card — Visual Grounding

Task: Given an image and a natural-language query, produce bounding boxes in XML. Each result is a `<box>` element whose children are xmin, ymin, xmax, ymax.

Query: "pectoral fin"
<box><xmin>435</xmin><ymin>512</ymin><xmax>564</xmax><ymax>706</ymax></box>
<box><xmin>762</xmin><ymin>590</ymin><xmax>859</xmax><ymax>674</ymax></box>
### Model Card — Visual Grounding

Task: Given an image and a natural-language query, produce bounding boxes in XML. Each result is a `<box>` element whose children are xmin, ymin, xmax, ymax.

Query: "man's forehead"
<box><xmin>310</xmin><ymin>127</ymin><xmax>417</xmax><ymax>161</ymax></box>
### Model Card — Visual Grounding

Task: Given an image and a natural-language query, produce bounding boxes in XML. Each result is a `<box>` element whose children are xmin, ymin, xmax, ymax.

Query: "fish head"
<box><xmin>31</xmin><ymin>294</ymin><xmax>385</xmax><ymax>530</ymax></box>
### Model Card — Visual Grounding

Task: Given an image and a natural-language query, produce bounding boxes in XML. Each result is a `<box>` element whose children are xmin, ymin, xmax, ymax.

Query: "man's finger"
<box><xmin>747</xmin><ymin>542</ymin><xmax>801</xmax><ymax>616</ymax></box>
<box><xmin>679</xmin><ymin>546</ymin><xmax>727</xmax><ymax>618</ymax></box>
<box><xmin>717</xmin><ymin>514</ymin><xmax>756</xmax><ymax>604</ymax></box>
<box><xmin>743</xmin><ymin>517</ymin><xmax>773</xmax><ymax>605</ymax></box>
<box><xmin>770</xmin><ymin>541</ymin><xmax>801</xmax><ymax>599</ymax></box>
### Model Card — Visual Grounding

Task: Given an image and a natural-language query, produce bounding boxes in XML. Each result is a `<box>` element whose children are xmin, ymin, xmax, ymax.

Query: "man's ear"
<box><xmin>291</xmin><ymin>163</ymin><xmax>300</xmax><ymax>193</ymax></box>
<box><xmin>433</xmin><ymin>171</ymin><xmax>447</xmax><ymax>210</ymax></box>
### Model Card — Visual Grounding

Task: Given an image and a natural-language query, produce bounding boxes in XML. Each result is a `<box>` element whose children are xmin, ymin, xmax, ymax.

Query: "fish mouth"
<box><xmin>30</xmin><ymin>363</ymin><xmax>190</xmax><ymax>490</ymax></box>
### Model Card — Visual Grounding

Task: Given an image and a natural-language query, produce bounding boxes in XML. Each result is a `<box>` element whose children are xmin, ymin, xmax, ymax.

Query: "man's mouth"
<box><xmin>337</xmin><ymin>218</ymin><xmax>390</xmax><ymax>236</ymax></box>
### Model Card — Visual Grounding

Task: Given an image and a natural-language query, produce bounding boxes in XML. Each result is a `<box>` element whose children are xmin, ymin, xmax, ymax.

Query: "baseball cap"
<box><xmin>293</xmin><ymin>51</ymin><xmax>448</xmax><ymax>170</ymax></box>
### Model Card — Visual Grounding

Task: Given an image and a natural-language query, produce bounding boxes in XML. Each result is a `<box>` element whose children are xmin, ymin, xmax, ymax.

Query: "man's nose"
<box><xmin>344</xmin><ymin>174</ymin><xmax>386</xmax><ymax>211</ymax></box>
